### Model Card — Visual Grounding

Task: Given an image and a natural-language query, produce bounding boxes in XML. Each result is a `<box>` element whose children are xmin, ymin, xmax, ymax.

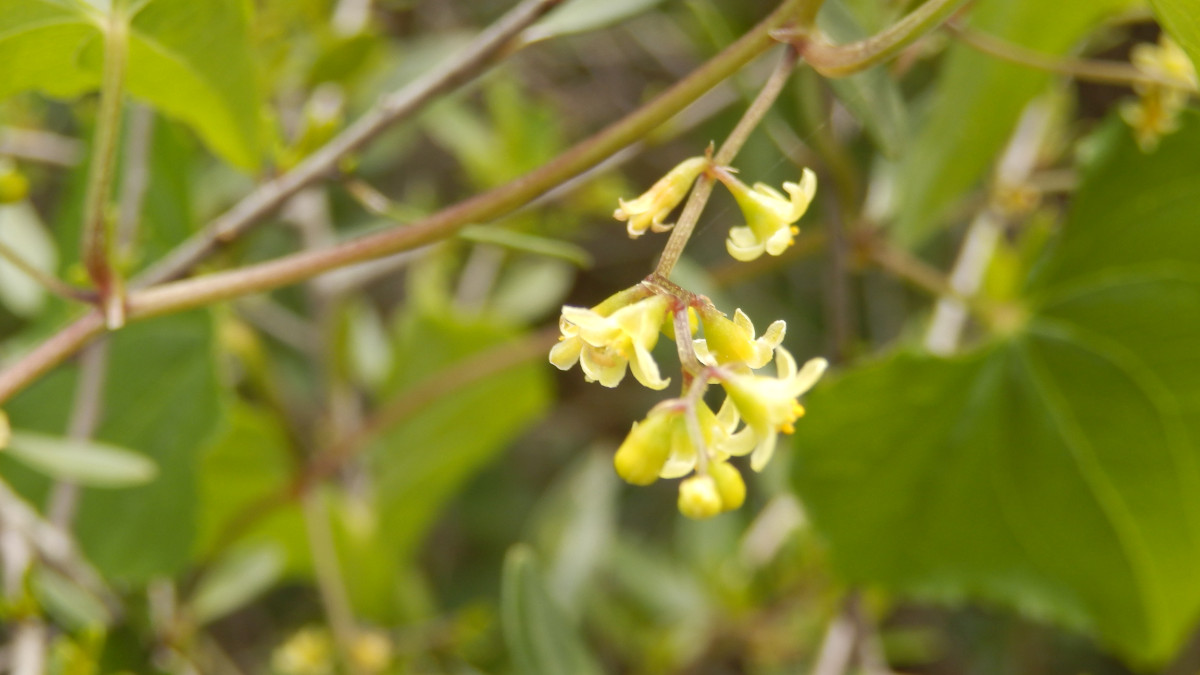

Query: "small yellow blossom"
<box><xmin>348</xmin><ymin>630</ymin><xmax>392</xmax><ymax>674</ymax></box>
<box><xmin>614</xmin><ymin>156</ymin><xmax>708</xmax><ymax>238</ymax></box>
<box><xmin>1121</xmin><ymin>87</ymin><xmax>1186</xmax><ymax>152</ymax></box>
<box><xmin>1122</xmin><ymin>35</ymin><xmax>1197</xmax><ymax>152</ymax></box>
<box><xmin>550</xmin><ymin>291</ymin><xmax>671</xmax><ymax>390</ymax></box>
<box><xmin>0</xmin><ymin>410</ymin><xmax>9</xmax><ymax>450</ymax></box>
<box><xmin>695</xmin><ymin>307</ymin><xmax>785</xmax><ymax>369</ymax></box>
<box><xmin>1131</xmin><ymin>35</ymin><xmax>1196</xmax><ymax>87</ymax></box>
<box><xmin>658</xmin><ymin>397</ymin><xmax>754</xmax><ymax>479</ymax></box>
<box><xmin>719</xmin><ymin>349</ymin><xmax>827</xmax><ymax>471</ymax></box>
<box><xmin>272</xmin><ymin>627</ymin><xmax>333</xmax><ymax>675</ymax></box>
<box><xmin>717</xmin><ymin>167</ymin><xmax>817</xmax><ymax>261</ymax></box>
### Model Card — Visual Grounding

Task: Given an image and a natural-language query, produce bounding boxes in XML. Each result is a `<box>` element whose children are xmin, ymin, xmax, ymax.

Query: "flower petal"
<box><xmin>548</xmin><ymin>337</ymin><xmax>582</xmax><ymax>370</ymax></box>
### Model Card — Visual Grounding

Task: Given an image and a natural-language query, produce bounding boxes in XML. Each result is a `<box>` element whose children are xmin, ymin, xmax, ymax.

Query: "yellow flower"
<box><xmin>1122</xmin><ymin>36</ymin><xmax>1196</xmax><ymax>152</ymax></box>
<box><xmin>272</xmin><ymin>627</ymin><xmax>333</xmax><ymax>675</ymax></box>
<box><xmin>614</xmin><ymin>156</ymin><xmax>708</xmax><ymax>238</ymax></box>
<box><xmin>1131</xmin><ymin>35</ymin><xmax>1196</xmax><ymax>88</ymax></box>
<box><xmin>657</xmin><ymin>397</ymin><xmax>754</xmax><ymax>479</ymax></box>
<box><xmin>719</xmin><ymin>349</ymin><xmax>827</xmax><ymax>471</ymax></box>
<box><xmin>695</xmin><ymin>307</ymin><xmax>785</xmax><ymax>369</ymax></box>
<box><xmin>717</xmin><ymin>167</ymin><xmax>817</xmax><ymax>261</ymax></box>
<box><xmin>348</xmin><ymin>630</ymin><xmax>392</xmax><ymax>674</ymax></box>
<box><xmin>550</xmin><ymin>291</ymin><xmax>671</xmax><ymax>390</ymax></box>
<box><xmin>0</xmin><ymin>410</ymin><xmax>9</xmax><ymax>450</ymax></box>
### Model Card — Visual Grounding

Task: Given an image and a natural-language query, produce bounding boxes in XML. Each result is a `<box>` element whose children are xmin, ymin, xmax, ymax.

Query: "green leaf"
<box><xmin>527</xmin><ymin>451</ymin><xmax>619</xmax><ymax>615</ymax></box>
<box><xmin>5</xmin><ymin>311</ymin><xmax>223</xmax><ymax>583</ymax></box>
<box><xmin>793</xmin><ymin>113</ymin><xmax>1200</xmax><ymax>664</ymax></box>
<box><xmin>817</xmin><ymin>0</ymin><xmax>907</xmax><ymax>157</ymax></box>
<box><xmin>892</xmin><ymin>0</ymin><xmax>1131</xmax><ymax>245</ymax></box>
<box><xmin>32</xmin><ymin>567</ymin><xmax>112</xmax><ymax>631</ymax></box>
<box><xmin>501</xmin><ymin>544</ymin><xmax>604</xmax><ymax>675</ymax></box>
<box><xmin>0</xmin><ymin>203</ymin><xmax>58</xmax><ymax>317</ymax></box>
<box><xmin>522</xmin><ymin>0</ymin><xmax>665</xmax><ymax>44</ymax></box>
<box><xmin>1149</xmin><ymin>0</ymin><xmax>1200</xmax><ymax>73</ymax></box>
<box><xmin>189</xmin><ymin>544</ymin><xmax>285</xmax><ymax>625</ymax></box>
<box><xmin>0</xmin><ymin>0</ymin><xmax>263</xmax><ymax>168</ymax></box>
<box><xmin>367</xmin><ymin>300</ymin><xmax>551</xmax><ymax>585</ymax></box>
<box><xmin>195</xmin><ymin>402</ymin><xmax>308</xmax><ymax>573</ymax></box>
<box><xmin>5</xmin><ymin>431</ymin><xmax>157</xmax><ymax>487</ymax></box>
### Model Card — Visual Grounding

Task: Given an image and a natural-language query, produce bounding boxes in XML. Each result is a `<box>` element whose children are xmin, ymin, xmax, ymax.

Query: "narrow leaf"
<box><xmin>501</xmin><ymin>544</ymin><xmax>604</xmax><ymax>675</ymax></box>
<box><xmin>5</xmin><ymin>431</ymin><xmax>157</xmax><ymax>488</ymax></box>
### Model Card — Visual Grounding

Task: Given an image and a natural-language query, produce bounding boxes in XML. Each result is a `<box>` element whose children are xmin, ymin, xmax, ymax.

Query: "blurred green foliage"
<box><xmin>1</xmin><ymin>0</ymin><xmax>1200</xmax><ymax>673</ymax></box>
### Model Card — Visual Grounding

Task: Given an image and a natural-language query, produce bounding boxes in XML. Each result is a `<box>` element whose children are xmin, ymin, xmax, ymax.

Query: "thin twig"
<box><xmin>0</xmin><ymin>127</ymin><xmax>83</xmax><ymax>167</ymax></box>
<box><xmin>656</xmin><ymin>47</ymin><xmax>801</xmax><ymax>277</ymax></box>
<box><xmin>796</xmin><ymin>0</ymin><xmax>970</xmax><ymax>77</ymax></box>
<box><xmin>200</xmin><ymin>328</ymin><xmax>558</xmax><ymax>564</ymax></box>
<box><xmin>136</xmin><ymin>0</ymin><xmax>567</xmax><ymax>288</ymax></box>
<box><xmin>923</xmin><ymin>100</ymin><xmax>1050</xmax><ymax>354</ymax></box>
<box><xmin>0</xmin><ymin>477</ymin><xmax>120</xmax><ymax>615</ymax></box>
<box><xmin>116</xmin><ymin>105</ymin><xmax>155</xmax><ymax>254</ymax></box>
<box><xmin>949</xmin><ymin>23</ymin><xmax>1200</xmax><ymax>92</ymax></box>
<box><xmin>0</xmin><ymin>0</ymin><xmax>807</xmax><ymax>406</ymax></box>
<box><xmin>864</xmin><ymin>236</ymin><xmax>963</xmax><ymax>301</ymax></box>
<box><xmin>302</xmin><ymin>492</ymin><xmax>363</xmax><ymax>675</ymax></box>
<box><xmin>47</xmin><ymin>340</ymin><xmax>110</xmax><ymax>527</ymax></box>
<box><xmin>0</xmin><ymin>238</ymin><xmax>94</xmax><ymax>303</ymax></box>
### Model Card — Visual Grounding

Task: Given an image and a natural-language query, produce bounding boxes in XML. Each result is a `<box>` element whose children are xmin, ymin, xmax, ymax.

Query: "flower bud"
<box><xmin>614</xmin><ymin>156</ymin><xmax>708</xmax><ymax>238</ymax></box>
<box><xmin>614</xmin><ymin>409</ymin><xmax>676</xmax><ymax>485</ymax></box>
<box><xmin>678</xmin><ymin>474</ymin><xmax>723</xmax><ymax>519</ymax></box>
<box><xmin>696</xmin><ymin>307</ymin><xmax>784</xmax><ymax>369</ymax></box>
<box><xmin>709</xmin><ymin>460</ymin><xmax>746</xmax><ymax>512</ymax></box>
<box><xmin>0</xmin><ymin>162</ymin><xmax>29</xmax><ymax>204</ymax></box>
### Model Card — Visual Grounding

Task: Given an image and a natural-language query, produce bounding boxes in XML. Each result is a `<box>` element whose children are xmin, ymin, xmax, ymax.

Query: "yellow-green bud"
<box><xmin>699</xmin><ymin>307</ymin><xmax>756</xmax><ymax>365</ymax></box>
<box><xmin>709</xmin><ymin>461</ymin><xmax>745</xmax><ymax>511</ymax></box>
<box><xmin>614</xmin><ymin>411</ymin><xmax>675</xmax><ymax>485</ymax></box>
<box><xmin>0</xmin><ymin>165</ymin><xmax>29</xmax><ymax>204</ymax></box>
<box><xmin>678</xmin><ymin>475</ymin><xmax>723</xmax><ymax>519</ymax></box>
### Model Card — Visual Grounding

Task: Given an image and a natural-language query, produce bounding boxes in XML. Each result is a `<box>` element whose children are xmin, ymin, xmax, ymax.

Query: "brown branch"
<box><xmin>0</xmin><ymin>0</ymin><xmax>807</xmax><ymax>405</ymax></box>
<box><xmin>135</xmin><ymin>0</ymin><xmax>566</xmax><ymax>288</ymax></box>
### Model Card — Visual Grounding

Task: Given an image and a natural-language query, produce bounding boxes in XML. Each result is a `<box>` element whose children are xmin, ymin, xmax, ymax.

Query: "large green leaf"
<box><xmin>0</xmin><ymin>0</ymin><xmax>262</xmax><ymax>168</ymax></box>
<box><xmin>4</xmin><ymin>311</ymin><xmax>223</xmax><ymax>583</ymax></box>
<box><xmin>892</xmin><ymin>0</ymin><xmax>1130</xmax><ymax>245</ymax></box>
<box><xmin>794</xmin><ymin>113</ymin><xmax>1200</xmax><ymax>664</ymax></box>
<box><xmin>1149</xmin><ymin>0</ymin><xmax>1200</xmax><ymax>73</ymax></box>
<box><xmin>195</xmin><ymin>402</ymin><xmax>309</xmax><ymax>571</ymax></box>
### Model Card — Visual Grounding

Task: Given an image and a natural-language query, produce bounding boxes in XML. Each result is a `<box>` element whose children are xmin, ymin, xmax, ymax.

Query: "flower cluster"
<box><xmin>552</xmin><ymin>283</ymin><xmax>827</xmax><ymax>519</ymax></box>
<box><xmin>1121</xmin><ymin>35</ymin><xmax>1197</xmax><ymax>152</ymax></box>
<box><xmin>612</xmin><ymin>156</ymin><xmax>817</xmax><ymax>262</ymax></box>
<box><xmin>552</xmin><ymin>155</ymin><xmax>828</xmax><ymax>518</ymax></box>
